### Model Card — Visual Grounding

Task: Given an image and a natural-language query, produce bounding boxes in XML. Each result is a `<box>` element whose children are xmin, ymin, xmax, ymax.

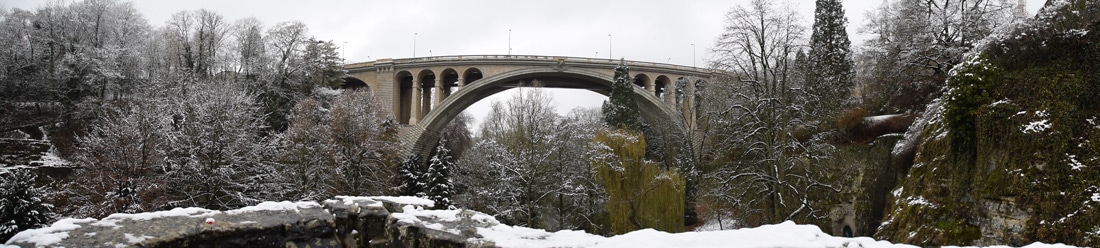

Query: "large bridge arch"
<box><xmin>400</xmin><ymin>67</ymin><xmax>688</xmax><ymax>157</ymax></box>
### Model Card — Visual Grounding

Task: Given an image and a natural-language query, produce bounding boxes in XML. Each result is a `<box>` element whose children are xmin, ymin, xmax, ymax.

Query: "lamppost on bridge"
<box><xmin>342</xmin><ymin>41</ymin><xmax>347</xmax><ymax>62</ymax></box>
<box><xmin>508</xmin><ymin>29</ymin><xmax>512</xmax><ymax>55</ymax></box>
<box><xmin>607</xmin><ymin>34</ymin><xmax>612</xmax><ymax>59</ymax></box>
<box><xmin>691</xmin><ymin>43</ymin><xmax>696</xmax><ymax>68</ymax></box>
<box><xmin>413</xmin><ymin>33</ymin><xmax>418</xmax><ymax>57</ymax></box>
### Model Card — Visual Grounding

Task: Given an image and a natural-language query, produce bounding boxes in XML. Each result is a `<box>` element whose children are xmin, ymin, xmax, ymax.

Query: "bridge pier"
<box><xmin>411</xmin><ymin>82</ymin><xmax>421</xmax><ymax>125</ymax></box>
<box><xmin>433</xmin><ymin>79</ymin><xmax>444</xmax><ymax>108</ymax></box>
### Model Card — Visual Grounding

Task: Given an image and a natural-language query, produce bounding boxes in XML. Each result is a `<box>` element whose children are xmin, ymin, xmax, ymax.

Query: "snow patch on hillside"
<box><xmin>1023</xmin><ymin>120</ymin><xmax>1051</xmax><ymax>133</ymax></box>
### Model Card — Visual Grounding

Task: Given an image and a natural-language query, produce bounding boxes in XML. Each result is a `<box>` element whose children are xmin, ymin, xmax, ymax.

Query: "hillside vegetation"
<box><xmin>876</xmin><ymin>1</ymin><xmax>1100</xmax><ymax>246</ymax></box>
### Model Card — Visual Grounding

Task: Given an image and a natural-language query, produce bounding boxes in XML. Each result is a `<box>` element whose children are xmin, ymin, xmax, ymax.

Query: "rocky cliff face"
<box><xmin>818</xmin><ymin>134</ymin><xmax>904</xmax><ymax>238</ymax></box>
<box><xmin>875</xmin><ymin>1</ymin><xmax>1100</xmax><ymax>246</ymax></box>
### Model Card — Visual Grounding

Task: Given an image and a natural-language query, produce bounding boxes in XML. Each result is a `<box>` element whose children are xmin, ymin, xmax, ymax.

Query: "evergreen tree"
<box><xmin>807</xmin><ymin>0</ymin><xmax>854</xmax><ymax>117</ymax></box>
<box><xmin>0</xmin><ymin>170</ymin><xmax>55</xmax><ymax>242</ymax></box>
<box><xmin>425</xmin><ymin>139</ymin><xmax>455</xmax><ymax>209</ymax></box>
<box><xmin>602</xmin><ymin>59</ymin><xmax>642</xmax><ymax>131</ymax></box>
<box><xmin>302</xmin><ymin>38</ymin><xmax>349</xmax><ymax>89</ymax></box>
<box><xmin>398</xmin><ymin>154</ymin><xmax>425</xmax><ymax>197</ymax></box>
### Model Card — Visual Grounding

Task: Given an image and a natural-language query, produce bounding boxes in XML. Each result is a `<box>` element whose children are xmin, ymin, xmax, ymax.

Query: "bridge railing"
<box><xmin>347</xmin><ymin>55</ymin><xmax>712</xmax><ymax>74</ymax></box>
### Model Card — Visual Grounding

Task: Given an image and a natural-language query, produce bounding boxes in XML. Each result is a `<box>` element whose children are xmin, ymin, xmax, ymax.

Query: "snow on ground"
<box><xmin>226</xmin><ymin>201</ymin><xmax>320</xmax><ymax>214</ymax></box>
<box><xmin>5</xmin><ymin>197</ymin><xmax>1085</xmax><ymax>248</ymax></box>
<box><xmin>4</xmin><ymin>218</ymin><xmax>95</xmax><ymax>247</ymax></box>
<box><xmin>476</xmin><ymin>224</ymin><xmax>604</xmax><ymax>247</ymax></box>
<box><xmin>33</xmin><ymin>147</ymin><xmax>68</xmax><ymax>167</ymax></box>
<box><xmin>591</xmin><ymin>222</ymin><xmax>912</xmax><ymax>248</ymax></box>
<box><xmin>691</xmin><ymin>216</ymin><xmax>739</xmax><ymax>231</ymax></box>
<box><xmin>363</xmin><ymin>196</ymin><xmax>436</xmax><ymax>207</ymax></box>
<box><xmin>477</xmin><ymin>220</ymin><xmax>1080</xmax><ymax>248</ymax></box>
<box><xmin>476</xmin><ymin>221</ymin><xmax>917</xmax><ymax>248</ymax></box>
<box><xmin>3</xmin><ymin>201</ymin><xmax>320</xmax><ymax>247</ymax></box>
<box><xmin>945</xmin><ymin>243</ymin><xmax>1079</xmax><ymax>248</ymax></box>
<box><xmin>865</xmin><ymin>114</ymin><xmax>905</xmax><ymax>126</ymax></box>
<box><xmin>390</xmin><ymin>205</ymin><xmax>922</xmax><ymax>248</ymax></box>
<box><xmin>101</xmin><ymin>207</ymin><xmax>216</xmax><ymax>221</ymax></box>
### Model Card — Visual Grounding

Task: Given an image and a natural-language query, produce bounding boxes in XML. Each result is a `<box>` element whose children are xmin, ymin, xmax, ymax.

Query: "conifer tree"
<box><xmin>398</xmin><ymin>154</ymin><xmax>425</xmax><ymax>197</ymax></box>
<box><xmin>0</xmin><ymin>170</ymin><xmax>55</xmax><ymax>242</ymax></box>
<box><xmin>425</xmin><ymin>139</ymin><xmax>455</xmax><ymax>209</ymax></box>
<box><xmin>807</xmin><ymin>0</ymin><xmax>854</xmax><ymax>117</ymax></box>
<box><xmin>602</xmin><ymin>59</ymin><xmax>642</xmax><ymax>131</ymax></box>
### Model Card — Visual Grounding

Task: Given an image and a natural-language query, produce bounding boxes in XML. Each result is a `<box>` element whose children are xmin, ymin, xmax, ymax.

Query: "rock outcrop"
<box><xmin>4</xmin><ymin>196</ymin><xmax>492</xmax><ymax>248</ymax></box>
<box><xmin>875</xmin><ymin>1</ymin><xmax>1100</xmax><ymax>246</ymax></box>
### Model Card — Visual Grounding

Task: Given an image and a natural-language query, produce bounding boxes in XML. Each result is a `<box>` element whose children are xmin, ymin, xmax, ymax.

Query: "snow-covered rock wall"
<box><xmin>4</xmin><ymin>196</ymin><xmax>1081</xmax><ymax>248</ymax></box>
<box><xmin>2</xmin><ymin>196</ymin><xmax>469</xmax><ymax>248</ymax></box>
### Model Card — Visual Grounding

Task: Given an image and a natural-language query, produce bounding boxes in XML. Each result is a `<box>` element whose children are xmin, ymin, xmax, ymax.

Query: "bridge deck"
<box><xmin>345</xmin><ymin>55</ymin><xmax>711</xmax><ymax>75</ymax></box>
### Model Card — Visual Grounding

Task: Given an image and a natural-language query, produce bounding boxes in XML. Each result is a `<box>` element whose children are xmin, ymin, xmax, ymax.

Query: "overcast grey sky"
<box><xmin>3</xmin><ymin>0</ymin><xmax>1044</xmax><ymax>131</ymax></box>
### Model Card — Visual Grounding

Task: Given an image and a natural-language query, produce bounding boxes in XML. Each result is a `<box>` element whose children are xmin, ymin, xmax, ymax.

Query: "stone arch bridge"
<box><xmin>343</xmin><ymin>55</ymin><xmax>714</xmax><ymax>157</ymax></box>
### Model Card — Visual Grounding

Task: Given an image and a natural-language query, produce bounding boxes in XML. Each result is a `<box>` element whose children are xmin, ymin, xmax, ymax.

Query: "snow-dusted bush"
<box><xmin>0</xmin><ymin>169</ymin><xmax>55</xmax><ymax>242</ymax></box>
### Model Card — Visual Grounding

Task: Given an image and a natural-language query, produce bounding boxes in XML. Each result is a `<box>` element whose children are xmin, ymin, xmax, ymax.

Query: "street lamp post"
<box><xmin>691</xmin><ymin>43</ymin><xmax>696</xmax><ymax>68</ymax></box>
<box><xmin>342</xmin><ymin>41</ymin><xmax>347</xmax><ymax>62</ymax></box>
<box><xmin>413</xmin><ymin>33</ymin><xmax>418</xmax><ymax>57</ymax></box>
<box><xmin>608</xmin><ymin>34</ymin><xmax>612</xmax><ymax>59</ymax></box>
<box><xmin>508</xmin><ymin>29</ymin><xmax>512</xmax><ymax>55</ymax></box>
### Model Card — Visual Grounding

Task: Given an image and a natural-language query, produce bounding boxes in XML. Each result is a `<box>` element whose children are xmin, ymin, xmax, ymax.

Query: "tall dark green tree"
<box><xmin>302</xmin><ymin>38</ymin><xmax>348</xmax><ymax>89</ymax></box>
<box><xmin>0</xmin><ymin>170</ymin><xmax>55</xmax><ymax>242</ymax></box>
<box><xmin>397</xmin><ymin>154</ymin><xmax>425</xmax><ymax>197</ymax></box>
<box><xmin>601</xmin><ymin>59</ymin><xmax>642</xmax><ymax>131</ymax></box>
<box><xmin>807</xmin><ymin>0</ymin><xmax>854</xmax><ymax>117</ymax></box>
<box><xmin>425</xmin><ymin>138</ymin><xmax>455</xmax><ymax>209</ymax></box>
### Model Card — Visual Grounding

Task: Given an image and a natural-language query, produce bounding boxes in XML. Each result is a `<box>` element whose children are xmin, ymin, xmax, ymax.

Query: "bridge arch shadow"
<box><xmin>342</xmin><ymin>77</ymin><xmax>370</xmax><ymax>90</ymax></box>
<box><xmin>401</xmin><ymin>67</ymin><xmax>687</xmax><ymax>157</ymax></box>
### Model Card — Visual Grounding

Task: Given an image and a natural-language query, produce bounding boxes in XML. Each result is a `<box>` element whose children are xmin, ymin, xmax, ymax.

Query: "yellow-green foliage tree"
<box><xmin>590</xmin><ymin>128</ymin><xmax>685</xmax><ymax>234</ymax></box>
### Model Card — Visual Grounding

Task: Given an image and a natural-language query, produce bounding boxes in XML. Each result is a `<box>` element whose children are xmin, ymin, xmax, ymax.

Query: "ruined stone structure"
<box><xmin>343</xmin><ymin>55</ymin><xmax>714</xmax><ymax>156</ymax></box>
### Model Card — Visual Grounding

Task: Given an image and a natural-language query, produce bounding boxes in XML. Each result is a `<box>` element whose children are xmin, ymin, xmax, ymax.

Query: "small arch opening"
<box><xmin>633</xmin><ymin>73</ymin><xmax>651</xmax><ymax>90</ymax></box>
<box><xmin>441</xmin><ymin>68</ymin><xmax>460</xmax><ymax>98</ymax></box>
<box><xmin>654</xmin><ymin>75</ymin><xmax>671</xmax><ymax>99</ymax></box>
<box><xmin>417</xmin><ymin>69</ymin><xmax>437</xmax><ymax>113</ymax></box>
<box><xmin>396</xmin><ymin>71</ymin><xmax>414</xmax><ymax>125</ymax></box>
<box><xmin>463</xmin><ymin>68</ymin><xmax>483</xmax><ymax>84</ymax></box>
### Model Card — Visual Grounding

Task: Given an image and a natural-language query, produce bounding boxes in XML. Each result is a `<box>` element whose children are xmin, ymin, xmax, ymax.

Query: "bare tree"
<box><xmin>327</xmin><ymin>89</ymin><xmax>400</xmax><ymax>196</ymax></box>
<box><xmin>233</xmin><ymin>17</ymin><xmax>266</xmax><ymax>79</ymax></box>
<box><xmin>712</xmin><ymin>0</ymin><xmax>805</xmax><ymax>100</ymax></box>
<box><xmin>703</xmin><ymin>0</ymin><xmax>837</xmax><ymax>227</ymax></box>
<box><xmin>455</xmin><ymin>86</ymin><xmax>606</xmax><ymax>232</ymax></box>
<box><xmin>858</xmin><ymin>0</ymin><xmax>1020</xmax><ymax>113</ymax></box>
<box><xmin>61</xmin><ymin>98</ymin><xmax>172</xmax><ymax>218</ymax></box>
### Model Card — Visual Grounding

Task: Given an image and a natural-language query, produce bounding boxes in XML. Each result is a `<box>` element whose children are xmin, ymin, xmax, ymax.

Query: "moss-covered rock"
<box><xmin>876</xmin><ymin>1</ymin><xmax>1100</xmax><ymax>246</ymax></box>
